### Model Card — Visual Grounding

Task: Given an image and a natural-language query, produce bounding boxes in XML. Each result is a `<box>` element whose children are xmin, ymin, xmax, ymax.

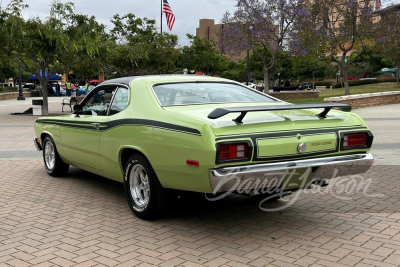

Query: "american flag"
<box><xmin>376</xmin><ymin>0</ymin><xmax>381</xmax><ymax>10</ymax></box>
<box><xmin>163</xmin><ymin>0</ymin><xmax>175</xmax><ymax>31</ymax></box>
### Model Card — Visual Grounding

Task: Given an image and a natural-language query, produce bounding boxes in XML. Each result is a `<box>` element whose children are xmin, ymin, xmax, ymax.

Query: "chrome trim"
<box><xmin>79</xmin><ymin>83</ymin><xmax>130</xmax><ymax>108</ymax></box>
<box><xmin>34</xmin><ymin>138</ymin><xmax>42</xmax><ymax>151</ymax></box>
<box><xmin>150</xmin><ymin>81</ymin><xmax>279</xmax><ymax>107</ymax></box>
<box><xmin>209</xmin><ymin>153</ymin><xmax>374</xmax><ymax>193</ymax></box>
<box><xmin>105</xmin><ymin>86</ymin><xmax>130</xmax><ymax>116</ymax></box>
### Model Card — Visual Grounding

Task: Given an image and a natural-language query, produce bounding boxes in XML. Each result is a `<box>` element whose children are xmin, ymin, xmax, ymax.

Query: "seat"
<box><xmin>62</xmin><ymin>97</ymin><xmax>77</xmax><ymax>112</ymax></box>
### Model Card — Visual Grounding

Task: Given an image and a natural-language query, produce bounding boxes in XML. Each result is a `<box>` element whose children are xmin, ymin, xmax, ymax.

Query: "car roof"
<box><xmin>100</xmin><ymin>75</ymin><xmax>231</xmax><ymax>87</ymax></box>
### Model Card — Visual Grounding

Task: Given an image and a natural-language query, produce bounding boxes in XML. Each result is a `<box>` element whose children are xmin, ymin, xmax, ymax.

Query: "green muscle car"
<box><xmin>34</xmin><ymin>75</ymin><xmax>374</xmax><ymax>219</ymax></box>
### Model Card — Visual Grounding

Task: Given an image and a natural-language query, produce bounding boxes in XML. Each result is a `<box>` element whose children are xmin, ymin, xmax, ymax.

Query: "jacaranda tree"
<box><xmin>311</xmin><ymin>0</ymin><xmax>377</xmax><ymax>95</ymax></box>
<box><xmin>220</xmin><ymin>0</ymin><xmax>310</xmax><ymax>93</ymax></box>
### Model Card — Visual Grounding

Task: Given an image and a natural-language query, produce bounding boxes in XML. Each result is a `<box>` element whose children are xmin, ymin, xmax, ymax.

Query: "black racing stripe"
<box><xmin>215</xmin><ymin>126</ymin><xmax>367</xmax><ymax>141</ymax></box>
<box><xmin>35</xmin><ymin>120</ymin><xmax>63</xmax><ymax>126</ymax></box>
<box><xmin>102</xmin><ymin>119</ymin><xmax>201</xmax><ymax>135</ymax></box>
<box><xmin>214</xmin><ymin>125</ymin><xmax>364</xmax><ymax>139</ymax></box>
<box><xmin>36</xmin><ymin>119</ymin><xmax>201</xmax><ymax>136</ymax></box>
<box><xmin>214</xmin><ymin>127</ymin><xmax>369</xmax><ymax>163</ymax></box>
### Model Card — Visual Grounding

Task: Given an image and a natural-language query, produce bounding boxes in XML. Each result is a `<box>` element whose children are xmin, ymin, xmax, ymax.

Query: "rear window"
<box><xmin>152</xmin><ymin>82</ymin><xmax>274</xmax><ymax>106</ymax></box>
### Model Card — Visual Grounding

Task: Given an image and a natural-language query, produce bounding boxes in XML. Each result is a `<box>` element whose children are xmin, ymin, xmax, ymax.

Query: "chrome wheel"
<box><xmin>44</xmin><ymin>141</ymin><xmax>55</xmax><ymax>170</ymax></box>
<box><xmin>129</xmin><ymin>164</ymin><xmax>150</xmax><ymax>208</ymax></box>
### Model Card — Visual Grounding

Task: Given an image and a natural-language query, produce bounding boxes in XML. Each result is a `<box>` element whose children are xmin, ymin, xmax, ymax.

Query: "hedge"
<box><xmin>333</xmin><ymin>78</ymin><xmax>397</xmax><ymax>88</ymax></box>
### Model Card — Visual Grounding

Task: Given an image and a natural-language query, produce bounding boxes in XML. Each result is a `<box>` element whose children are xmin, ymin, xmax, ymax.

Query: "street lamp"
<box><xmin>246</xmin><ymin>25</ymin><xmax>253</xmax><ymax>86</ymax></box>
<box><xmin>17</xmin><ymin>64</ymin><xmax>25</xmax><ymax>100</ymax></box>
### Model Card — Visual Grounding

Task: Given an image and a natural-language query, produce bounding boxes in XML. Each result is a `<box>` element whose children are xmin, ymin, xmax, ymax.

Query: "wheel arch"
<box><xmin>119</xmin><ymin>146</ymin><xmax>152</xmax><ymax>174</ymax></box>
<box><xmin>40</xmin><ymin>131</ymin><xmax>53</xmax><ymax>143</ymax></box>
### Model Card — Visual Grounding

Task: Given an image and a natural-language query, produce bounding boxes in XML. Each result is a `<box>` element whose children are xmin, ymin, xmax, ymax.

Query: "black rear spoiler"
<box><xmin>207</xmin><ymin>103</ymin><xmax>352</xmax><ymax>123</ymax></box>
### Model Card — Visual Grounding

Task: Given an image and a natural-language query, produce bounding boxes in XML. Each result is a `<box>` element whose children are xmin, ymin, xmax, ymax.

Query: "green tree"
<box><xmin>350</xmin><ymin>45</ymin><xmax>393</xmax><ymax>73</ymax></box>
<box><xmin>0</xmin><ymin>56</ymin><xmax>18</xmax><ymax>88</ymax></box>
<box><xmin>0</xmin><ymin>0</ymin><xmax>107</xmax><ymax>114</ymax></box>
<box><xmin>180</xmin><ymin>34</ymin><xmax>230</xmax><ymax>76</ymax></box>
<box><xmin>378</xmin><ymin>8</ymin><xmax>400</xmax><ymax>84</ymax></box>
<box><xmin>347</xmin><ymin>62</ymin><xmax>373</xmax><ymax>79</ymax></box>
<box><xmin>108</xmin><ymin>14</ymin><xmax>180</xmax><ymax>75</ymax></box>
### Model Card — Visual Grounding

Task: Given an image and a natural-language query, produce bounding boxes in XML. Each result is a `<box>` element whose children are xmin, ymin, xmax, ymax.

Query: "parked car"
<box><xmin>34</xmin><ymin>76</ymin><xmax>374</xmax><ymax>219</ymax></box>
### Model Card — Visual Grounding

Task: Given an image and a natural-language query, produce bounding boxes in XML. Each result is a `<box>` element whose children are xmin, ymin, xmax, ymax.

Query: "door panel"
<box><xmin>61</xmin><ymin>115</ymin><xmax>102</xmax><ymax>170</ymax></box>
<box><xmin>60</xmin><ymin>86</ymin><xmax>119</xmax><ymax>171</ymax></box>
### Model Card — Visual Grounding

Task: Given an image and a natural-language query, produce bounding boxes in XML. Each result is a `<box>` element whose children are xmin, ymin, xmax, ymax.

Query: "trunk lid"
<box><xmin>164</xmin><ymin>102</ymin><xmax>363</xmax><ymax>135</ymax></box>
<box><xmin>164</xmin><ymin>102</ymin><xmax>365</xmax><ymax>159</ymax></box>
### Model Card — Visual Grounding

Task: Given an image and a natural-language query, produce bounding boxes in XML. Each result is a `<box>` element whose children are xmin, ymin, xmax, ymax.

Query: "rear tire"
<box><xmin>124</xmin><ymin>154</ymin><xmax>165</xmax><ymax>220</ymax></box>
<box><xmin>42</xmin><ymin>136</ymin><xmax>69</xmax><ymax>177</ymax></box>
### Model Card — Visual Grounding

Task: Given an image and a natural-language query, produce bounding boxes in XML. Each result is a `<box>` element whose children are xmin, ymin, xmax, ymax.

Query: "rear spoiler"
<box><xmin>208</xmin><ymin>103</ymin><xmax>352</xmax><ymax>123</ymax></box>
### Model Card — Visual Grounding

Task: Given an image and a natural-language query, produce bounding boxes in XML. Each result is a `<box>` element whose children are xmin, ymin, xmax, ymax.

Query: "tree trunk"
<box><xmin>37</xmin><ymin>71</ymin><xmax>49</xmax><ymax>115</ymax></box>
<box><xmin>342</xmin><ymin>65</ymin><xmax>350</xmax><ymax>95</ymax></box>
<box><xmin>397</xmin><ymin>64</ymin><xmax>399</xmax><ymax>85</ymax></box>
<box><xmin>312</xmin><ymin>71</ymin><xmax>315</xmax><ymax>90</ymax></box>
<box><xmin>263</xmin><ymin>64</ymin><xmax>269</xmax><ymax>94</ymax></box>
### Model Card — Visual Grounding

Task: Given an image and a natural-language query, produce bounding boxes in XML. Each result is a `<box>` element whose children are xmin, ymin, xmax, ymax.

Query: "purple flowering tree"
<box><xmin>311</xmin><ymin>0</ymin><xmax>377</xmax><ymax>95</ymax></box>
<box><xmin>378</xmin><ymin>7</ymin><xmax>400</xmax><ymax>84</ymax></box>
<box><xmin>220</xmin><ymin>0</ymin><xmax>310</xmax><ymax>93</ymax></box>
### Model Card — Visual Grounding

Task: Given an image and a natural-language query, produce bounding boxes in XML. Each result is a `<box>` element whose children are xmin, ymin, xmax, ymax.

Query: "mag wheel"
<box><xmin>124</xmin><ymin>154</ymin><xmax>165</xmax><ymax>220</ymax></box>
<box><xmin>42</xmin><ymin>136</ymin><xmax>69</xmax><ymax>177</ymax></box>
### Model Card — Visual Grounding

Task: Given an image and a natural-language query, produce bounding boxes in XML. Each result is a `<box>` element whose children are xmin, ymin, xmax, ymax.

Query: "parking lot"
<box><xmin>0</xmin><ymin>98</ymin><xmax>400</xmax><ymax>267</ymax></box>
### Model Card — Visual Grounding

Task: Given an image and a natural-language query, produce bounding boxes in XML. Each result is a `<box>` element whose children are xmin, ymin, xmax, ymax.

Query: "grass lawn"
<box><xmin>288</xmin><ymin>82</ymin><xmax>400</xmax><ymax>104</ymax></box>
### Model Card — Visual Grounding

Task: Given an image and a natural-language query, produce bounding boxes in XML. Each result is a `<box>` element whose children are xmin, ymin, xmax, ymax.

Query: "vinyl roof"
<box><xmin>101</xmin><ymin>75</ymin><xmax>229</xmax><ymax>86</ymax></box>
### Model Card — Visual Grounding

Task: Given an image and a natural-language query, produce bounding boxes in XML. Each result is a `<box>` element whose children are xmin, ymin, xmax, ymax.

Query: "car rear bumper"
<box><xmin>209</xmin><ymin>153</ymin><xmax>374</xmax><ymax>193</ymax></box>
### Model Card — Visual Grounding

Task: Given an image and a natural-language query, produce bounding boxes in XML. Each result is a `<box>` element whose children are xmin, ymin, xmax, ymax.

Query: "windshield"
<box><xmin>153</xmin><ymin>82</ymin><xmax>274</xmax><ymax>106</ymax></box>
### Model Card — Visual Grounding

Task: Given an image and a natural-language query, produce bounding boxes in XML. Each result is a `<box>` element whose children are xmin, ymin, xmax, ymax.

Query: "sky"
<box><xmin>1</xmin><ymin>0</ymin><xmax>237</xmax><ymax>46</ymax></box>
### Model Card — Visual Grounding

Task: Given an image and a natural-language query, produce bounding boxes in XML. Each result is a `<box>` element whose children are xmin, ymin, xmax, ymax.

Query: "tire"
<box><xmin>124</xmin><ymin>154</ymin><xmax>165</xmax><ymax>220</ymax></box>
<box><xmin>42</xmin><ymin>136</ymin><xmax>69</xmax><ymax>177</ymax></box>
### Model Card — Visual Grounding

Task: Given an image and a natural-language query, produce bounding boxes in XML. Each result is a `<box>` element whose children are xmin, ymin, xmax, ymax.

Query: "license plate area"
<box><xmin>257</xmin><ymin>132</ymin><xmax>337</xmax><ymax>159</ymax></box>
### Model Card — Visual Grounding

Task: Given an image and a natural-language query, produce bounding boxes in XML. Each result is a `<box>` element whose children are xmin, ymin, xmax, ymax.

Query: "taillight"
<box><xmin>343</xmin><ymin>133</ymin><xmax>369</xmax><ymax>149</ymax></box>
<box><xmin>218</xmin><ymin>142</ymin><xmax>250</xmax><ymax>162</ymax></box>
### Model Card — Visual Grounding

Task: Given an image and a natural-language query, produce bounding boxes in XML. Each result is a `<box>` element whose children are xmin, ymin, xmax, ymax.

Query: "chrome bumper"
<box><xmin>34</xmin><ymin>138</ymin><xmax>42</xmax><ymax>151</ymax></box>
<box><xmin>209</xmin><ymin>153</ymin><xmax>374</xmax><ymax>193</ymax></box>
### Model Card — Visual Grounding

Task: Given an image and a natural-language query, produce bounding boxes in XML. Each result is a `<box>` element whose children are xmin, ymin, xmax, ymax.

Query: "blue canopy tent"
<box><xmin>29</xmin><ymin>73</ymin><xmax>61</xmax><ymax>80</ymax></box>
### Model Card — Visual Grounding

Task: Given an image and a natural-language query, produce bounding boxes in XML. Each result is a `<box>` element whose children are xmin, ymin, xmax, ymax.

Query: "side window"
<box><xmin>83</xmin><ymin>87</ymin><xmax>117</xmax><ymax>116</ymax></box>
<box><xmin>109</xmin><ymin>87</ymin><xmax>129</xmax><ymax>115</ymax></box>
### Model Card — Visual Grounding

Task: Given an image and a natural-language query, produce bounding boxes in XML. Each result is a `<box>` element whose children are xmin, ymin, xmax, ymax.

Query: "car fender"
<box><xmin>118</xmin><ymin>145</ymin><xmax>153</xmax><ymax>176</ymax></box>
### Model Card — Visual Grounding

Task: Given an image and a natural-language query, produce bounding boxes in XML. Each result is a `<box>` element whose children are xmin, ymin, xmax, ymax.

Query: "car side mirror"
<box><xmin>73</xmin><ymin>104</ymin><xmax>82</xmax><ymax>113</ymax></box>
<box><xmin>73</xmin><ymin>104</ymin><xmax>83</xmax><ymax>117</ymax></box>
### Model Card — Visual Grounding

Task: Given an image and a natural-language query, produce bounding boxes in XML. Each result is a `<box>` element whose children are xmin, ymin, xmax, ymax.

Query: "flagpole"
<box><xmin>161</xmin><ymin>0</ymin><xmax>163</xmax><ymax>34</ymax></box>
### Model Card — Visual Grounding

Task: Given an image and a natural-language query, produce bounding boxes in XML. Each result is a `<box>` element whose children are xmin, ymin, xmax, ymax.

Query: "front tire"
<box><xmin>124</xmin><ymin>154</ymin><xmax>165</xmax><ymax>220</ymax></box>
<box><xmin>42</xmin><ymin>136</ymin><xmax>69</xmax><ymax>177</ymax></box>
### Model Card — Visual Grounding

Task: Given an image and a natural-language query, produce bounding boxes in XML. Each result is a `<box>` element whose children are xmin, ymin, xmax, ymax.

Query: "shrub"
<box><xmin>333</xmin><ymin>78</ymin><xmax>397</xmax><ymax>88</ymax></box>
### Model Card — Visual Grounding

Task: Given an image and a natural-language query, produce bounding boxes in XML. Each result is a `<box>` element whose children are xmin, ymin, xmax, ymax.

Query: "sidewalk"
<box><xmin>0</xmin><ymin>96</ymin><xmax>71</xmax><ymax>153</ymax></box>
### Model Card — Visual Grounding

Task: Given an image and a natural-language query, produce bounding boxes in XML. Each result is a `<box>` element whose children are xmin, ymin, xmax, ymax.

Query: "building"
<box><xmin>196</xmin><ymin>19</ymin><xmax>247</xmax><ymax>61</ymax></box>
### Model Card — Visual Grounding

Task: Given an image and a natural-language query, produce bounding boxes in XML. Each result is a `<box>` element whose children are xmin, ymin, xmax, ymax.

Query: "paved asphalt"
<box><xmin>0</xmin><ymin>97</ymin><xmax>399</xmax><ymax>267</ymax></box>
